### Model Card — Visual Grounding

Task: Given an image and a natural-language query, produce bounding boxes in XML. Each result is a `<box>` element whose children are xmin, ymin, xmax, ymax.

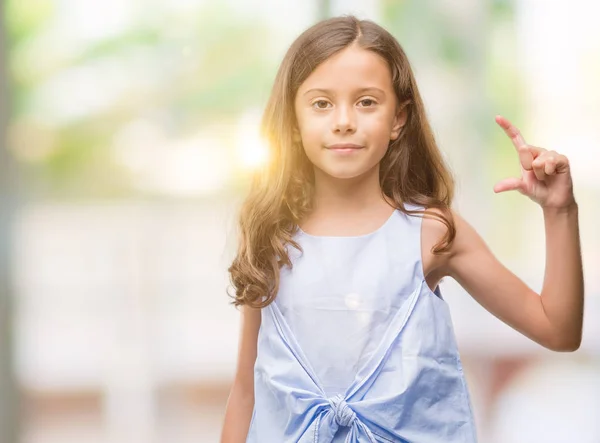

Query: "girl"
<box><xmin>220</xmin><ymin>16</ymin><xmax>584</xmax><ymax>443</ymax></box>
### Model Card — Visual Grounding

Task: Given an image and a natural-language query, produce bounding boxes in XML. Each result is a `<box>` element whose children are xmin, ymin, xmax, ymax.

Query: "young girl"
<box><xmin>220</xmin><ymin>16</ymin><xmax>584</xmax><ymax>443</ymax></box>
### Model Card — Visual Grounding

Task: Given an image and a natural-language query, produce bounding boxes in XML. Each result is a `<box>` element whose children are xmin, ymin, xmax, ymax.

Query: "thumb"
<box><xmin>494</xmin><ymin>177</ymin><xmax>525</xmax><ymax>194</ymax></box>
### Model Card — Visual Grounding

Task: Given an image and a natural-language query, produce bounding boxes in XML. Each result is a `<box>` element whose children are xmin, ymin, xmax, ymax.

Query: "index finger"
<box><xmin>495</xmin><ymin>115</ymin><xmax>534</xmax><ymax>170</ymax></box>
<box><xmin>495</xmin><ymin>115</ymin><xmax>527</xmax><ymax>148</ymax></box>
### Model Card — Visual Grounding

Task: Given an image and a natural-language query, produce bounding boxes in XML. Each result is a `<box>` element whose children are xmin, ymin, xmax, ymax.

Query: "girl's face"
<box><xmin>294</xmin><ymin>45</ymin><xmax>406</xmax><ymax>181</ymax></box>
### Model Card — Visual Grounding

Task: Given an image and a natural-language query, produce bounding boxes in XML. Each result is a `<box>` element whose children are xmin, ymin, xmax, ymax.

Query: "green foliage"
<box><xmin>5</xmin><ymin>0</ymin><xmax>54</xmax><ymax>42</ymax></box>
<box><xmin>6</xmin><ymin>2</ymin><xmax>275</xmax><ymax>198</ymax></box>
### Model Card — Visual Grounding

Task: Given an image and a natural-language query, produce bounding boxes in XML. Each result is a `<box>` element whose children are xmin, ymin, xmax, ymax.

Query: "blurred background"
<box><xmin>0</xmin><ymin>0</ymin><xmax>599</xmax><ymax>442</ymax></box>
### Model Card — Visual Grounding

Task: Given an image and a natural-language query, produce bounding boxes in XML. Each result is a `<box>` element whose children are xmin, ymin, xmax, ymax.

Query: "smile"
<box><xmin>326</xmin><ymin>144</ymin><xmax>365</xmax><ymax>153</ymax></box>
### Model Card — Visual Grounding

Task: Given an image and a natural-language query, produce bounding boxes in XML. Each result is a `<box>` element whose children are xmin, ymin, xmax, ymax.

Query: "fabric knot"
<box><xmin>328</xmin><ymin>394</ymin><xmax>357</xmax><ymax>427</ymax></box>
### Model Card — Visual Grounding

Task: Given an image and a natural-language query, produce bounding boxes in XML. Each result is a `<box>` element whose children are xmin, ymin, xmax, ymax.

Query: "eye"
<box><xmin>311</xmin><ymin>99</ymin><xmax>331</xmax><ymax>110</ymax></box>
<box><xmin>358</xmin><ymin>98</ymin><xmax>377</xmax><ymax>107</ymax></box>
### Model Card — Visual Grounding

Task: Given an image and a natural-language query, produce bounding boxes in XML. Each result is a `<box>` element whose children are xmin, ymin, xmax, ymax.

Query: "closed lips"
<box><xmin>326</xmin><ymin>144</ymin><xmax>364</xmax><ymax>149</ymax></box>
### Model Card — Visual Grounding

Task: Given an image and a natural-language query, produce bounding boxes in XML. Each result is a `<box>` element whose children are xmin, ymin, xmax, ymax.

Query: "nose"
<box><xmin>332</xmin><ymin>104</ymin><xmax>356</xmax><ymax>134</ymax></box>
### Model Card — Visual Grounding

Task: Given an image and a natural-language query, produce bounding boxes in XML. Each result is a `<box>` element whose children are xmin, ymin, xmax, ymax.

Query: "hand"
<box><xmin>493</xmin><ymin>115</ymin><xmax>575</xmax><ymax>209</ymax></box>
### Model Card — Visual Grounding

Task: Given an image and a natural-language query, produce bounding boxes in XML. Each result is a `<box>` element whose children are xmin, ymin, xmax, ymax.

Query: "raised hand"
<box><xmin>493</xmin><ymin>115</ymin><xmax>575</xmax><ymax>209</ymax></box>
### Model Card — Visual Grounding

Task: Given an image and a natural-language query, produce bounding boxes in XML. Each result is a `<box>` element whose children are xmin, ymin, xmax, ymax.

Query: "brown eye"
<box><xmin>312</xmin><ymin>100</ymin><xmax>331</xmax><ymax>109</ymax></box>
<box><xmin>358</xmin><ymin>98</ymin><xmax>376</xmax><ymax>107</ymax></box>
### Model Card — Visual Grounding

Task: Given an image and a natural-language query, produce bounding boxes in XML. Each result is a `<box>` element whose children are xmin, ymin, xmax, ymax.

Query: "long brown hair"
<box><xmin>229</xmin><ymin>16</ymin><xmax>455</xmax><ymax>308</ymax></box>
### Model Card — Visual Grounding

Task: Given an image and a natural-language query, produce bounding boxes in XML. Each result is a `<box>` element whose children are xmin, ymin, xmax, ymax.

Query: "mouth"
<box><xmin>326</xmin><ymin>143</ymin><xmax>365</xmax><ymax>152</ymax></box>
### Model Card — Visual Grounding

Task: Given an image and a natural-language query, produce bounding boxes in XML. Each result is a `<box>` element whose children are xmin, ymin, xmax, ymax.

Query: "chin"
<box><xmin>318</xmin><ymin>165</ymin><xmax>372</xmax><ymax>180</ymax></box>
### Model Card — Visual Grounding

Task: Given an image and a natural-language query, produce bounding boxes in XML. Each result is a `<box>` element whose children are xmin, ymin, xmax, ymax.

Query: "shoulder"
<box><xmin>420</xmin><ymin>207</ymin><xmax>451</xmax><ymax>244</ymax></box>
<box><xmin>419</xmin><ymin>206</ymin><xmax>474</xmax><ymax>246</ymax></box>
<box><xmin>419</xmin><ymin>206</ymin><xmax>479</xmax><ymax>278</ymax></box>
<box><xmin>421</xmin><ymin>206</ymin><xmax>492</xmax><ymax>277</ymax></box>
<box><xmin>416</xmin><ymin>206</ymin><xmax>451</xmax><ymax>279</ymax></box>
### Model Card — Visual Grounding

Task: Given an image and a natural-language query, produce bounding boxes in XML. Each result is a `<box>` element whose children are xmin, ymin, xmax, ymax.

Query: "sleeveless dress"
<box><xmin>246</xmin><ymin>205</ymin><xmax>478</xmax><ymax>442</ymax></box>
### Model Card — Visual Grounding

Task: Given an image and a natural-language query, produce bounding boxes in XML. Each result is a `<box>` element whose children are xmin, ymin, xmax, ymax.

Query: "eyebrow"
<box><xmin>302</xmin><ymin>87</ymin><xmax>386</xmax><ymax>96</ymax></box>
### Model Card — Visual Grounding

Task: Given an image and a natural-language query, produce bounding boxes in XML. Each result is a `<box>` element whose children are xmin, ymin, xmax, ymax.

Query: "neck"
<box><xmin>311</xmin><ymin>164</ymin><xmax>391</xmax><ymax>216</ymax></box>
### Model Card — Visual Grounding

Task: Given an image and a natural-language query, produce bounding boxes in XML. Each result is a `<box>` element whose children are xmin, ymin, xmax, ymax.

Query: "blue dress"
<box><xmin>246</xmin><ymin>205</ymin><xmax>478</xmax><ymax>442</ymax></box>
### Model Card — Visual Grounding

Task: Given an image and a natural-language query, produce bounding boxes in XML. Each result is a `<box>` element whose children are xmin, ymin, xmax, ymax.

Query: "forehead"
<box><xmin>297</xmin><ymin>45</ymin><xmax>393</xmax><ymax>95</ymax></box>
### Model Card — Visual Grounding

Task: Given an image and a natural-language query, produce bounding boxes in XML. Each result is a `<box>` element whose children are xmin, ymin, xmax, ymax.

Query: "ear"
<box><xmin>390</xmin><ymin>101</ymin><xmax>410</xmax><ymax>141</ymax></box>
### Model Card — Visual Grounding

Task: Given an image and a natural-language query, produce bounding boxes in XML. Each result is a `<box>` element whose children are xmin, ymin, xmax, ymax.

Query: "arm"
<box><xmin>220</xmin><ymin>305</ymin><xmax>261</xmax><ymax>443</ymax></box>
<box><xmin>539</xmin><ymin>203</ymin><xmax>583</xmax><ymax>349</ymax></box>
<box><xmin>444</xmin><ymin>208</ymin><xmax>583</xmax><ymax>352</ymax></box>
<box><xmin>438</xmin><ymin>115</ymin><xmax>584</xmax><ymax>352</ymax></box>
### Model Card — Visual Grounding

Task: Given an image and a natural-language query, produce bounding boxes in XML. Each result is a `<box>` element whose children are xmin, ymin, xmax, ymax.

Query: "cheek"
<box><xmin>297</xmin><ymin>116</ymin><xmax>326</xmax><ymax>149</ymax></box>
<box><xmin>363</xmin><ymin>112</ymin><xmax>395</xmax><ymax>144</ymax></box>
<box><xmin>371</xmin><ymin>109</ymin><xmax>395</xmax><ymax>130</ymax></box>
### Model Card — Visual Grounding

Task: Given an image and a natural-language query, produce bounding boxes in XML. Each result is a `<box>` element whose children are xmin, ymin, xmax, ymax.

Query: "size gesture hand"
<box><xmin>493</xmin><ymin>115</ymin><xmax>575</xmax><ymax>209</ymax></box>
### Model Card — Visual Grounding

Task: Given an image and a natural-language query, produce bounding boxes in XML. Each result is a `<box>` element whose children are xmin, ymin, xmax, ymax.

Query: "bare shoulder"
<box><xmin>421</xmin><ymin>206</ymin><xmax>482</xmax><ymax>262</ymax></box>
<box><xmin>419</xmin><ymin>206</ymin><xmax>454</xmax><ymax>288</ymax></box>
<box><xmin>420</xmin><ymin>206</ymin><xmax>496</xmax><ymax>292</ymax></box>
<box><xmin>421</xmin><ymin>207</ymin><xmax>451</xmax><ymax>244</ymax></box>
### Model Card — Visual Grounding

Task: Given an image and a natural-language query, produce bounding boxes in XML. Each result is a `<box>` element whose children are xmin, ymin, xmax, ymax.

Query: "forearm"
<box><xmin>220</xmin><ymin>381</ymin><xmax>255</xmax><ymax>443</ymax></box>
<box><xmin>540</xmin><ymin>202</ymin><xmax>584</xmax><ymax>351</ymax></box>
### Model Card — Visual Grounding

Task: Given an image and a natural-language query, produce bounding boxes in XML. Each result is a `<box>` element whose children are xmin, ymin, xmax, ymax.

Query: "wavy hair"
<box><xmin>229</xmin><ymin>16</ymin><xmax>455</xmax><ymax>308</ymax></box>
